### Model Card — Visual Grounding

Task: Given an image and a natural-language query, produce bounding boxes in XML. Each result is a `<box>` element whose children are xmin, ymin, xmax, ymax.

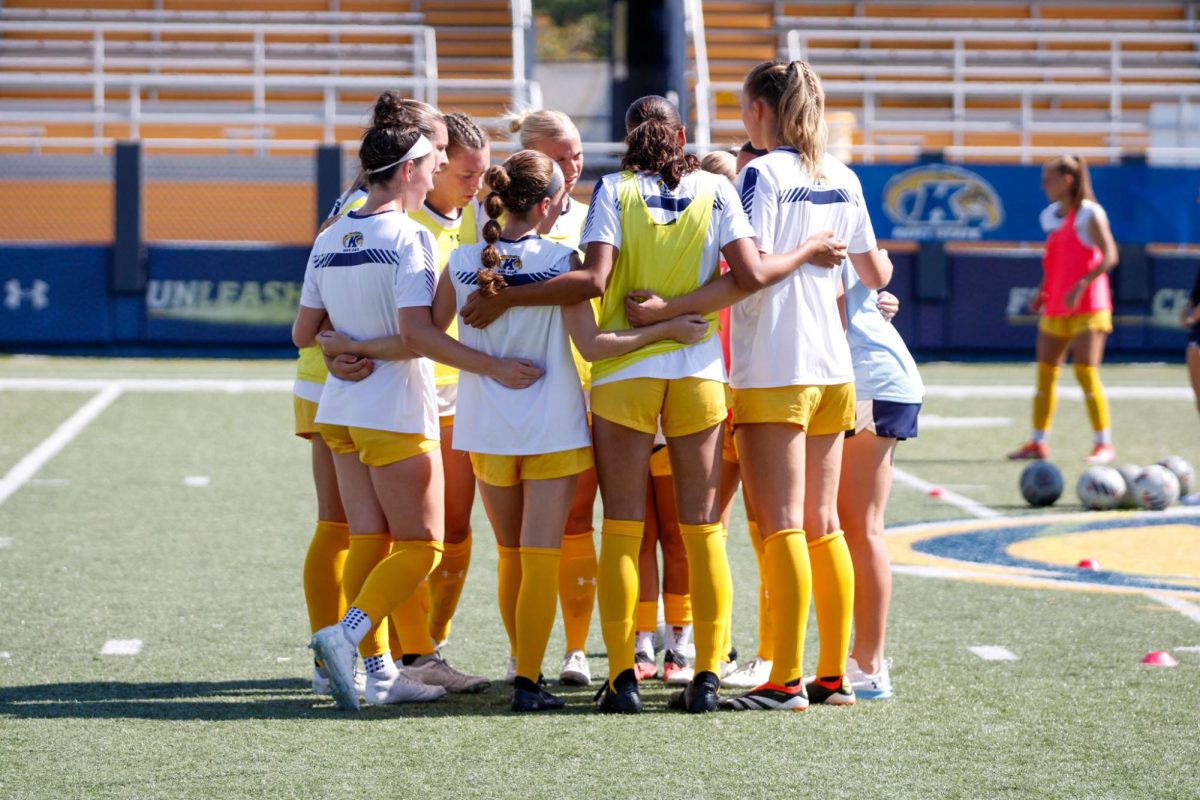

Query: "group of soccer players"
<box><xmin>292</xmin><ymin>58</ymin><xmax>924</xmax><ymax>714</ymax></box>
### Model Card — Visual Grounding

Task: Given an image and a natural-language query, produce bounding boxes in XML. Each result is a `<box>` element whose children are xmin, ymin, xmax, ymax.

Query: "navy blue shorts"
<box><xmin>847</xmin><ymin>398</ymin><xmax>920</xmax><ymax>441</ymax></box>
<box><xmin>1188</xmin><ymin>326</ymin><xmax>1200</xmax><ymax>347</ymax></box>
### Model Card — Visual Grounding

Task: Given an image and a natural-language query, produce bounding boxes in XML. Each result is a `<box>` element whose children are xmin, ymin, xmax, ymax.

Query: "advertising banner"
<box><xmin>0</xmin><ymin>245</ymin><xmax>111</xmax><ymax>343</ymax></box>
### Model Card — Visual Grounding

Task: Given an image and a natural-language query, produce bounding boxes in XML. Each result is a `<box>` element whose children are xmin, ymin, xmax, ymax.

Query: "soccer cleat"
<box><xmin>504</xmin><ymin>656</ymin><xmax>517</xmax><ymax>685</ymax></box>
<box><xmin>634</xmin><ymin>649</ymin><xmax>658</xmax><ymax>681</ymax></box>
<box><xmin>403</xmin><ymin>651</ymin><xmax>490</xmax><ymax>694</ymax></box>
<box><xmin>721</xmin><ymin>656</ymin><xmax>773</xmax><ymax>689</ymax></box>
<box><xmin>1007</xmin><ymin>441</ymin><xmax>1049</xmax><ymax>460</ymax></box>
<box><xmin>805</xmin><ymin>674</ymin><xmax>857</xmax><ymax>706</ymax></box>
<box><xmin>662</xmin><ymin>649</ymin><xmax>691</xmax><ymax>684</ymax></box>
<box><xmin>312</xmin><ymin>664</ymin><xmax>366</xmax><ymax>698</ymax></box>
<box><xmin>511</xmin><ymin>679</ymin><xmax>566</xmax><ymax>712</ymax></box>
<box><xmin>667</xmin><ymin>670</ymin><xmax>721</xmax><ymax>714</ymax></box>
<box><xmin>364</xmin><ymin>671</ymin><xmax>447</xmax><ymax>705</ymax></box>
<box><xmin>309</xmin><ymin>625</ymin><xmax>360</xmax><ymax>711</ymax></box>
<box><xmin>720</xmin><ymin>658</ymin><xmax>739</xmax><ymax>679</ymax></box>
<box><xmin>720</xmin><ymin>679</ymin><xmax>808</xmax><ymax>711</ymax></box>
<box><xmin>846</xmin><ymin>656</ymin><xmax>893</xmax><ymax>701</ymax></box>
<box><xmin>559</xmin><ymin>649</ymin><xmax>592</xmax><ymax>686</ymax></box>
<box><xmin>1083</xmin><ymin>443</ymin><xmax>1116</xmax><ymax>465</ymax></box>
<box><xmin>594</xmin><ymin>668</ymin><xmax>642</xmax><ymax>714</ymax></box>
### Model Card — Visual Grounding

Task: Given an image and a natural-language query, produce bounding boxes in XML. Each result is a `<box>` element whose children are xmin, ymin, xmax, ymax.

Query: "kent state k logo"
<box><xmin>883</xmin><ymin>164</ymin><xmax>1003</xmax><ymax>241</ymax></box>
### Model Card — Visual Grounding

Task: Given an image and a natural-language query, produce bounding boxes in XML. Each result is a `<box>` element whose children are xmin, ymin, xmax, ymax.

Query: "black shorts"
<box><xmin>847</xmin><ymin>398</ymin><xmax>920</xmax><ymax>441</ymax></box>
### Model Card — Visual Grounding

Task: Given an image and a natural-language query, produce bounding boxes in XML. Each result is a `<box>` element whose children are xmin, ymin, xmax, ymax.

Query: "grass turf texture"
<box><xmin>1</xmin><ymin>357</ymin><xmax>1198</xmax><ymax>799</ymax></box>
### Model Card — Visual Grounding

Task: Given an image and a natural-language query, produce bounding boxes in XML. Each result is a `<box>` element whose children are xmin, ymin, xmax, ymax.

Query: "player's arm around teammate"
<box><xmin>296</xmin><ymin>109</ymin><xmax>538</xmax><ymax>712</ymax></box>
<box><xmin>1009</xmin><ymin>155</ymin><xmax>1119</xmax><ymax>464</ymax></box>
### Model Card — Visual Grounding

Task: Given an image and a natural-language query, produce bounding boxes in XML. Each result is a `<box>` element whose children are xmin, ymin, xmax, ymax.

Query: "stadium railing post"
<box><xmin>315</xmin><ymin>145</ymin><xmax>343</xmax><ymax>231</ymax></box>
<box><xmin>111</xmin><ymin>141</ymin><xmax>145</xmax><ymax>341</ymax></box>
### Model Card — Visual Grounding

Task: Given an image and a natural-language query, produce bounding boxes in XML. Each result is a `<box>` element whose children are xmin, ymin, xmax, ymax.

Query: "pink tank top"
<box><xmin>1042</xmin><ymin>208</ymin><xmax>1110</xmax><ymax>317</ymax></box>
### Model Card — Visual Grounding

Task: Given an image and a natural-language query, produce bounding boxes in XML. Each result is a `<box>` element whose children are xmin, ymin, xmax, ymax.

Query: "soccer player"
<box><xmin>298</xmin><ymin>107</ymin><xmax>541</xmax><ymax>712</ymax></box>
<box><xmin>1008</xmin><ymin>155</ymin><xmax>1119</xmax><ymax>464</ymax></box>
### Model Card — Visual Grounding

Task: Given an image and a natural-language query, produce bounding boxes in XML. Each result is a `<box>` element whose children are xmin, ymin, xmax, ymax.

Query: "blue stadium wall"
<box><xmin>1</xmin><ymin>160</ymin><xmax>1198</xmax><ymax>358</ymax></box>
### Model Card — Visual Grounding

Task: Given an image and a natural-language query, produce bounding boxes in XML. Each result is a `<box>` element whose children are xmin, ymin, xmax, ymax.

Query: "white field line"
<box><xmin>921</xmin><ymin>415</ymin><xmax>1012</xmax><ymax>429</ymax></box>
<box><xmin>0</xmin><ymin>537</ymin><xmax>11</xmax><ymax>548</ymax></box>
<box><xmin>183</xmin><ymin>476</ymin><xmax>210</xmax><ymax>487</ymax></box>
<box><xmin>1144</xmin><ymin>592</ymin><xmax>1200</xmax><ymax>625</ymax></box>
<box><xmin>969</xmin><ymin>646</ymin><xmax>1020</xmax><ymax>661</ymax></box>
<box><xmin>891</xmin><ymin>466</ymin><xmax>1001</xmax><ymax>519</ymax></box>
<box><xmin>0</xmin><ymin>385</ymin><xmax>122</xmax><ymax>507</ymax></box>
<box><xmin>100</xmin><ymin>639</ymin><xmax>143</xmax><ymax>656</ymax></box>
<box><xmin>924</xmin><ymin>385</ymin><xmax>1191</xmax><ymax>400</ymax></box>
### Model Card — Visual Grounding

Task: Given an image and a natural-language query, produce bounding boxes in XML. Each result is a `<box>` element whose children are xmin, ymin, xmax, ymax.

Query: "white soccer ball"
<box><xmin>1076</xmin><ymin>466</ymin><xmax>1126</xmax><ymax>511</ymax></box>
<box><xmin>1157</xmin><ymin>456</ymin><xmax>1194</xmax><ymax>496</ymax></box>
<box><xmin>1020</xmin><ymin>461</ymin><xmax>1063</xmax><ymax>507</ymax></box>
<box><xmin>1133</xmin><ymin>465</ymin><xmax>1181</xmax><ymax>511</ymax></box>
<box><xmin>1114</xmin><ymin>464</ymin><xmax>1142</xmax><ymax>509</ymax></box>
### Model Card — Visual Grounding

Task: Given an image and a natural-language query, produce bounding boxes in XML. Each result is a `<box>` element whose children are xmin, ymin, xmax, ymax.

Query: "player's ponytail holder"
<box><xmin>367</xmin><ymin>134</ymin><xmax>434</xmax><ymax>174</ymax></box>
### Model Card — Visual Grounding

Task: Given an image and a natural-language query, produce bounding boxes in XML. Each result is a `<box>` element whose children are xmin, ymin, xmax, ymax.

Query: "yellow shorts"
<box><xmin>440</xmin><ymin>414</ymin><xmax>455</xmax><ymax>429</ymax></box>
<box><xmin>316</xmin><ymin>423</ymin><xmax>440</xmax><ymax>467</ymax></box>
<box><xmin>733</xmin><ymin>382</ymin><xmax>856</xmax><ymax>435</ymax></box>
<box><xmin>294</xmin><ymin>395</ymin><xmax>319</xmax><ymax>439</ymax></box>
<box><xmin>649</xmin><ymin>446</ymin><xmax>671</xmax><ymax>477</ymax></box>
<box><xmin>591</xmin><ymin>377</ymin><xmax>728</xmax><ymax>438</ymax></box>
<box><xmin>1038</xmin><ymin>310</ymin><xmax>1113</xmax><ymax>339</ymax></box>
<box><xmin>471</xmin><ymin>446</ymin><xmax>595</xmax><ymax>487</ymax></box>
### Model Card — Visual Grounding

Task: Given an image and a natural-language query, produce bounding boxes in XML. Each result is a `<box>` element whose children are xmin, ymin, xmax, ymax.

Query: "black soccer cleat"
<box><xmin>594</xmin><ymin>668</ymin><xmax>643</xmax><ymax>714</ymax></box>
<box><xmin>805</xmin><ymin>674</ymin><xmax>857</xmax><ymax>706</ymax></box>
<box><xmin>667</xmin><ymin>670</ymin><xmax>721</xmax><ymax>714</ymax></box>
<box><xmin>511</xmin><ymin>677</ymin><xmax>566</xmax><ymax>712</ymax></box>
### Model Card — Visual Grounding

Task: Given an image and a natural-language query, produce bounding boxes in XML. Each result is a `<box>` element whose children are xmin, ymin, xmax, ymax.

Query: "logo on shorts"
<box><xmin>883</xmin><ymin>165</ymin><xmax>1003</xmax><ymax>241</ymax></box>
<box><xmin>342</xmin><ymin>232</ymin><xmax>364</xmax><ymax>250</ymax></box>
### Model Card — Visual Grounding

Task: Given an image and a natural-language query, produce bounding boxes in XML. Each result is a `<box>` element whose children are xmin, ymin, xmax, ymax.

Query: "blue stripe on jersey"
<box><xmin>312</xmin><ymin>248</ymin><xmax>402</xmax><ymax>269</ymax></box>
<box><xmin>581</xmin><ymin>181</ymin><xmax>605</xmax><ymax>242</ymax></box>
<box><xmin>779</xmin><ymin>186</ymin><xmax>856</xmax><ymax>206</ymax></box>
<box><xmin>424</xmin><ymin>265</ymin><xmax>435</xmax><ymax>297</ymax></box>
<box><xmin>644</xmin><ymin>194</ymin><xmax>693</xmax><ymax>213</ymax></box>
<box><xmin>421</xmin><ymin>239</ymin><xmax>436</xmax><ymax>274</ymax></box>
<box><xmin>714</xmin><ymin>194</ymin><xmax>725</xmax><ymax>212</ymax></box>
<box><xmin>453</xmin><ymin>270</ymin><xmax>559</xmax><ymax>287</ymax></box>
<box><xmin>740</xmin><ymin>167</ymin><xmax>758</xmax><ymax>217</ymax></box>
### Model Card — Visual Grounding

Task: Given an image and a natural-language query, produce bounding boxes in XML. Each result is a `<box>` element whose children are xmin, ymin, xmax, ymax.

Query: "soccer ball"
<box><xmin>1133</xmin><ymin>465</ymin><xmax>1181</xmax><ymax>511</ymax></box>
<box><xmin>1114</xmin><ymin>464</ymin><xmax>1142</xmax><ymax>509</ymax></box>
<box><xmin>1020</xmin><ymin>461</ymin><xmax>1063</xmax><ymax>507</ymax></box>
<box><xmin>1076</xmin><ymin>466</ymin><xmax>1126</xmax><ymax>511</ymax></box>
<box><xmin>1157</xmin><ymin>456</ymin><xmax>1194</xmax><ymax>496</ymax></box>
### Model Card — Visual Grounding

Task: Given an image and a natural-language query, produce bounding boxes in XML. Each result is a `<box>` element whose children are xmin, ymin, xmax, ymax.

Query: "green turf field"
<box><xmin>1</xmin><ymin>357</ymin><xmax>1198</xmax><ymax>799</ymax></box>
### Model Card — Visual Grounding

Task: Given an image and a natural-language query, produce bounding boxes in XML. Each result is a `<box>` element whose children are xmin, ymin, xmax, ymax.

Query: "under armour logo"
<box><xmin>440</xmin><ymin>569</ymin><xmax>465</xmax><ymax>579</ymax></box>
<box><xmin>4</xmin><ymin>279</ymin><xmax>49</xmax><ymax>310</ymax></box>
<box><xmin>576</xmin><ymin>577</ymin><xmax>597</xmax><ymax>587</ymax></box>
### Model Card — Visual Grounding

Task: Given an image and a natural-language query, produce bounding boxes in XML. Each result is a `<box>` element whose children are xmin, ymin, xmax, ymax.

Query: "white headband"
<box><xmin>541</xmin><ymin>160</ymin><xmax>565</xmax><ymax>200</ymax></box>
<box><xmin>367</xmin><ymin>134</ymin><xmax>434</xmax><ymax>174</ymax></box>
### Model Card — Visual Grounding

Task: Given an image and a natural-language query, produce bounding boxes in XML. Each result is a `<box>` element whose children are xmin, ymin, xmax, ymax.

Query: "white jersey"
<box><xmin>731</xmin><ymin>150</ymin><xmax>874</xmax><ymax>388</ymax></box>
<box><xmin>843</xmin><ymin>264</ymin><xmax>924</xmax><ymax>403</ymax></box>
<box><xmin>448</xmin><ymin>235</ymin><xmax>590</xmax><ymax>455</ymax></box>
<box><xmin>581</xmin><ymin>169</ymin><xmax>756</xmax><ymax>385</ymax></box>
<box><xmin>1039</xmin><ymin>199</ymin><xmax>1107</xmax><ymax>249</ymax></box>
<box><xmin>300</xmin><ymin>209</ymin><xmax>440</xmax><ymax>438</ymax></box>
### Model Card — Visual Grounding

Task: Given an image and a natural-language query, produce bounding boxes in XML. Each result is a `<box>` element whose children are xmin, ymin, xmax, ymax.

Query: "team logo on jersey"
<box><xmin>342</xmin><ymin>232</ymin><xmax>364</xmax><ymax>250</ymax></box>
<box><xmin>498</xmin><ymin>255</ymin><xmax>522</xmax><ymax>275</ymax></box>
<box><xmin>883</xmin><ymin>165</ymin><xmax>1003</xmax><ymax>241</ymax></box>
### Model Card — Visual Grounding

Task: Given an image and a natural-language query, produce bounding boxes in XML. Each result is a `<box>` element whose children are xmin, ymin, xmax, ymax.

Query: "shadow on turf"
<box><xmin>0</xmin><ymin>678</ymin><xmax>688</xmax><ymax>720</ymax></box>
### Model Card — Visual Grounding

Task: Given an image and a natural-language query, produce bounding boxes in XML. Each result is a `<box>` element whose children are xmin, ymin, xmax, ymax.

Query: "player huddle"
<box><xmin>292</xmin><ymin>59</ymin><xmax>924</xmax><ymax>714</ymax></box>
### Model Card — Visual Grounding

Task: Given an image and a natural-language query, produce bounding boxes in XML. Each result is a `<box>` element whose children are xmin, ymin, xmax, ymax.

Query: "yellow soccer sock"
<box><xmin>303</xmin><ymin>520</ymin><xmax>349</xmax><ymax>636</ymax></box>
<box><xmin>720</xmin><ymin>527</ymin><xmax>733</xmax><ymax>662</ymax></box>
<box><xmin>1073</xmin><ymin>363</ymin><xmax>1111</xmax><ymax>434</ymax></box>
<box><xmin>748</xmin><ymin>521</ymin><xmax>774</xmax><ymax>662</ymax></box>
<box><xmin>1033</xmin><ymin>362</ymin><xmax>1060</xmax><ymax>433</ymax></box>
<box><xmin>558</xmin><ymin>530</ymin><xmax>597</xmax><ymax>652</ymax></box>
<box><xmin>662</xmin><ymin>592</ymin><xmax>692</xmax><ymax>628</ymax></box>
<box><xmin>496</xmin><ymin>544</ymin><xmax>522</xmax><ymax>656</ymax></box>
<box><xmin>809</xmin><ymin>530</ymin><xmax>855</xmax><ymax>678</ymax></box>
<box><xmin>342</xmin><ymin>533</ymin><xmax>395</xmax><ymax>658</ymax></box>
<box><xmin>351</xmin><ymin>540</ymin><xmax>444</xmax><ymax>646</ymax></box>
<box><xmin>679</xmin><ymin>522</ymin><xmax>732</xmax><ymax>677</ymax></box>
<box><xmin>636</xmin><ymin>600</ymin><xmax>658</xmax><ymax>633</ymax></box>
<box><xmin>429</xmin><ymin>531</ymin><xmax>472</xmax><ymax>644</ymax></box>
<box><xmin>515</xmin><ymin>547</ymin><xmax>562</xmax><ymax>682</ymax></box>
<box><xmin>764</xmin><ymin>529</ymin><xmax>810</xmax><ymax>685</ymax></box>
<box><xmin>597</xmin><ymin>518</ymin><xmax>644</xmax><ymax>684</ymax></box>
<box><xmin>390</xmin><ymin>577</ymin><xmax>434</xmax><ymax>658</ymax></box>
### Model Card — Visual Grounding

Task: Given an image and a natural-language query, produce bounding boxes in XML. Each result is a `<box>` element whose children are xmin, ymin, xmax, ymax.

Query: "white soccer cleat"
<box><xmin>309</xmin><ymin>625</ymin><xmax>360</xmax><ymax>711</ymax></box>
<box><xmin>721</xmin><ymin>656</ymin><xmax>773</xmax><ymax>689</ymax></box>
<box><xmin>504</xmin><ymin>655</ymin><xmax>517</xmax><ymax>685</ymax></box>
<box><xmin>364</xmin><ymin>671</ymin><xmax>447</xmax><ymax>705</ymax></box>
<box><xmin>312</xmin><ymin>664</ymin><xmax>365</xmax><ymax>698</ymax></box>
<box><xmin>403</xmin><ymin>652</ymin><xmax>490</xmax><ymax>693</ymax></box>
<box><xmin>847</xmin><ymin>656</ymin><xmax>893</xmax><ymax>700</ymax></box>
<box><xmin>720</xmin><ymin>658</ymin><xmax>739</xmax><ymax>679</ymax></box>
<box><xmin>665</xmin><ymin>665</ymin><xmax>694</xmax><ymax>686</ymax></box>
<box><xmin>559</xmin><ymin>649</ymin><xmax>592</xmax><ymax>686</ymax></box>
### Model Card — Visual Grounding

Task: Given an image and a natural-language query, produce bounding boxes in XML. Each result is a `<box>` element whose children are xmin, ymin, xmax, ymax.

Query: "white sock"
<box><xmin>339</xmin><ymin>607</ymin><xmax>373</xmax><ymax>648</ymax></box>
<box><xmin>1096</xmin><ymin>430</ymin><xmax>1112</xmax><ymax>445</ymax></box>
<box><xmin>669</xmin><ymin>624</ymin><xmax>692</xmax><ymax>653</ymax></box>
<box><xmin>635</xmin><ymin>631</ymin><xmax>654</xmax><ymax>657</ymax></box>
<box><xmin>1031</xmin><ymin>429</ymin><xmax>1047</xmax><ymax>444</ymax></box>
<box><xmin>363</xmin><ymin>653</ymin><xmax>398</xmax><ymax>680</ymax></box>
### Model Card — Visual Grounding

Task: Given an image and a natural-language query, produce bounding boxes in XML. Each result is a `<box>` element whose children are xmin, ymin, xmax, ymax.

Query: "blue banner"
<box><xmin>855</xmin><ymin>162</ymin><xmax>1200</xmax><ymax>245</ymax></box>
<box><xmin>0</xmin><ymin>245</ymin><xmax>112</xmax><ymax>344</ymax></box>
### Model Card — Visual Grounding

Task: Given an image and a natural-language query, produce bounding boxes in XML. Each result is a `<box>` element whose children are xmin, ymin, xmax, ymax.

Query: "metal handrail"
<box><xmin>683</xmin><ymin>0</ymin><xmax>713</xmax><ymax>148</ymax></box>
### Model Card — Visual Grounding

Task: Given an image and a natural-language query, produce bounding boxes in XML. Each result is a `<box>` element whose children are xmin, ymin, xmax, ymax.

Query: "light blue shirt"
<box><xmin>844</xmin><ymin>264</ymin><xmax>924</xmax><ymax>403</ymax></box>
